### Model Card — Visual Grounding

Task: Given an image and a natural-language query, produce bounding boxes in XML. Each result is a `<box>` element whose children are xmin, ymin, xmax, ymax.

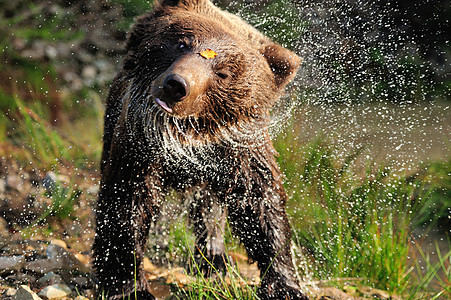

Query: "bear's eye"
<box><xmin>215</xmin><ymin>71</ymin><xmax>229</xmax><ymax>80</ymax></box>
<box><xmin>177</xmin><ymin>41</ymin><xmax>187</xmax><ymax>50</ymax></box>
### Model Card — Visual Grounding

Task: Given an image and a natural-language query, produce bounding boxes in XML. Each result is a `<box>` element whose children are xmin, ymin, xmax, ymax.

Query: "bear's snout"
<box><xmin>162</xmin><ymin>74</ymin><xmax>190</xmax><ymax>103</ymax></box>
<box><xmin>152</xmin><ymin>54</ymin><xmax>212</xmax><ymax>117</ymax></box>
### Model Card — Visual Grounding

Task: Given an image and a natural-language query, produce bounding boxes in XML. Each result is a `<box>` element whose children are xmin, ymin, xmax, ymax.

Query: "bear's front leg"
<box><xmin>189</xmin><ymin>185</ymin><xmax>228</xmax><ymax>276</ymax></box>
<box><xmin>93</xmin><ymin>157</ymin><xmax>158</xmax><ymax>299</ymax></box>
<box><xmin>227</xmin><ymin>181</ymin><xmax>308</xmax><ymax>300</ymax></box>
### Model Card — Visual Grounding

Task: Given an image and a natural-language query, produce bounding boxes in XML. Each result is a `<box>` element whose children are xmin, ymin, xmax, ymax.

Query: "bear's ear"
<box><xmin>261</xmin><ymin>43</ymin><xmax>301</xmax><ymax>89</ymax></box>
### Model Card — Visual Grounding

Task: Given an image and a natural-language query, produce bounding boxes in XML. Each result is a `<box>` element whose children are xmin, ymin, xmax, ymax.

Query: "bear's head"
<box><xmin>121</xmin><ymin>0</ymin><xmax>300</xmax><ymax>143</ymax></box>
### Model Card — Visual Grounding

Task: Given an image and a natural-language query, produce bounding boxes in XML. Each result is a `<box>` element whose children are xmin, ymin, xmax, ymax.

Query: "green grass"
<box><xmin>176</xmin><ymin>229</ymin><xmax>259</xmax><ymax>300</ymax></box>
<box><xmin>409</xmin><ymin>241</ymin><xmax>451</xmax><ymax>299</ymax></box>
<box><xmin>274</xmin><ymin>130</ymin><xmax>450</xmax><ymax>298</ymax></box>
<box><xmin>24</xmin><ymin>179</ymin><xmax>81</xmax><ymax>232</ymax></box>
<box><xmin>3</xmin><ymin>97</ymin><xmax>95</xmax><ymax>170</ymax></box>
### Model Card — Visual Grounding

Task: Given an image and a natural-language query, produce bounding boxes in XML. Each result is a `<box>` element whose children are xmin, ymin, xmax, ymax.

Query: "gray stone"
<box><xmin>45</xmin><ymin>244</ymin><xmax>89</xmax><ymax>273</ymax></box>
<box><xmin>12</xmin><ymin>285</ymin><xmax>41</xmax><ymax>300</ymax></box>
<box><xmin>23</xmin><ymin>258</ymin><xmax>63</xmax><ymax>274</ymax></box>
<box><xmin>81</xmin><ymin>66</ymin><xmax>97</xmax><ymax>80</ymax></box>
<box><xmin>44</xmin><ymin>45</ymin><xmax>57</xmax><ymax>59</ymax></box>
<box><xmin>15</xmin><ymin>273</ymin><xmax>37</xmax><ymax>286</ymax></box>
<box><xmin>21</xmin><ymin>41</ymin><xmax>46</xmax><ymax>60</ymax></box>
<box><xmin>38</xmin><ymin>284</ymin><xmax>71</xmax><ymax>299</ymax></box>
<box><xmin>37</xmin><ymin>272</ymin><xmax>64</xmax><ymax>287</ymax></box>
<box><xmin>45</xmin><ymin>244</ymin><xmax>65</xmax><ymax>259</ymax></box>
<box><xmin>86</xmin><ymin>185</ymin><xmax>99</xmax><ymax>196</ymax></box>
<box><xmin>70</xmin><ymin>275</ymin><xmax>92</xmax><ymax>289</ymax></box>
<box><xmin>0</xmin><ymin>255</ymin><xmax>25</xmax><ymax>273</ymax></box>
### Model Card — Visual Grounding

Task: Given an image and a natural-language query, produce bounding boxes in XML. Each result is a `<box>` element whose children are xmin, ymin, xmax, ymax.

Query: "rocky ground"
<box><xmin>0</xmin><ymin>162</ymin><xmax>401</xmax><ymax>299</ymax></box>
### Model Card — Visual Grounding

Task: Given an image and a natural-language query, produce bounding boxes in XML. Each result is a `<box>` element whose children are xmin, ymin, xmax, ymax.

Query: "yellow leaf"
<box><xmin>198</xmin><ymin>49</ymin><xmax>218</xmax><ymax>59</ymax></box>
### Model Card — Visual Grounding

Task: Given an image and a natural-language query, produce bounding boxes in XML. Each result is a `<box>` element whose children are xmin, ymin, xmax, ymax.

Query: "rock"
<box><xmin>13</xmin><ymin>285</ymin><xmax>41</xmax><ymax>300</ymax></box>
<box><xmin>359</xmin><ymin>286</ymin><xmax>391</xmax><ymax>299</ymax></box>
<box><xmin>38</xmin><ymin>284</ymin><xmax>71</xmax><ymax>299</ymax></box>
<box><xmin>5</xmin><ymin>287</ymin><xmax>17</xmax><ymax>297</ymax></box>
<box><xmin>72</xmin><ymin>252</ymin><xmax>91</xmax><ymax>267</ymax></box>
<box><xmin>86</xmin><ymin>185</ymin><xmax>99</xmax><ymax>195</ymax></box>
<box><xmin>319</xmin><ymin>287</ymin><xmax>358</xmax><ymax>300</ymax></box>
<box><xmin>74</xmin><ymin>296</ymin><xmax>89</xmax><ymax>300</ymax></box>
<box><xmin>37</xmin><ymin>272</ymin><xmax>64</xmax><ymax>287</ymax></box>
<box><xmin>6</xmin><ymin>174</ymin><xmax>28</xmax><ymax>192</ymax></box>
<box><xmin>6</xmin><ymin>240</ymin><xmax>48</xmax><ymax>258</ymax></box>
<box><xmin>64</xmin><ymin>220</ymin><xmax>83</xmax><ymax>237</ymax></box>
<box><xmin>45</xmin><ymin>244</ymin><xmax>90</xmax><ymax>273</ymax></box>
<box><xmin>0</xmin><ymin>217</ymin><xmax>10</xmax><ymax>248</ymax></box>
<box><xmin>45</xmin><ymin>244</ymin><xmax>64</xmax><ymax>259</ymax></box>
<box><xmin>20</xmin><ymin>41</ymin><xmax>46</xmax><ymax>60</ymax></box>
<box><xmin>44</xmin><ymin>45</ymin><xmax>58</xmax><ymax>59</ymax></box>
<box><xmin>77</xmin><ymin>49</ymin><xmax>94</xmax><ymax>64</ymax></box>
<box><xmin>55</xmin><ymin>44</ymin><xmax>71</xmax><ymax>59</ymax></box>
<box><xmin>50</xmin><ymin>239</ymin><xmax>67</xmax><ymax>250</ymax></box>
<box><xmin>83</xmin><ymin>290</ymin><xmax>95</xmax><ymax>299</ymax></box>
<box><xmin>81</xmin><ymin>66</ymin><xmax>96</xmax><ymax>80</ymax></box>
<box><xmin>4</xmin><ymin>243</ymin><xmax>28</xmax><ymax>256</ymax></box>
<box><xmin>0</xmin><ymin>256</ymin><xmax>25</xmax><ymax>273</ymax></box>
<box><xmin>70</xmin><ymin>275</ymin><xmax>92</xmax><ymax>289</ymax></box>
<box><xmin>0</xmin><ymin>178</ymin><xmax>6</xmax><ymax>194</ymax></box>
<box><xmin>143</xmin><ymin>257</ymin><xmax>157</xmax><ymax>273</ymax></box>
<box><xmin>164</xmin><ymin>268</ymin><xmax>193</xmax><ymax>285</ymax></box>
<box><xmin>15</xmin><ymin>273</ymin><xmax>37</xmax><ymax>286</ymax></box>
<box><xmin>23</xmin><ymin>258</ymin><xmax>63</xmax><ymax>274</ymax></box>
<box><xmin>94</xmin><ymin>59</ymin><xmax>109</xmax><ymax>72</ymax></box>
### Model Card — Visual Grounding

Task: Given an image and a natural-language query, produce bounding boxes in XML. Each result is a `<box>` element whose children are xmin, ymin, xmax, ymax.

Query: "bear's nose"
<box><xmin>162</xmin><ymin>74</ymin><xmax>189</xmax><ymax>102</ymax></box>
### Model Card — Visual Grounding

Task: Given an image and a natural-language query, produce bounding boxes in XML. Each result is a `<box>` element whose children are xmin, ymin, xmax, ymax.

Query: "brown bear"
<box><xmin>93</xmin><ymin>0</ymin><xmax>306</xmax><ymax>299</ymax></box>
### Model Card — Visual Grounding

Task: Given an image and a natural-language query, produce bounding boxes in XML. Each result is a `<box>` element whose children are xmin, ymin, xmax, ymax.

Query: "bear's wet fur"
<box><xmin>93</xmin><ymin>0</ymin><xmax>307</xmax><ymax>299</ymax></box>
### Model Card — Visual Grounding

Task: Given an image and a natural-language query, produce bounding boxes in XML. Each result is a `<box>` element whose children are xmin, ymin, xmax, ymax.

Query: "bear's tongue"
<box><xmin>155</xmin><ymin>98</ymin><xmax>173</xmax><ymax>113</ymax></box>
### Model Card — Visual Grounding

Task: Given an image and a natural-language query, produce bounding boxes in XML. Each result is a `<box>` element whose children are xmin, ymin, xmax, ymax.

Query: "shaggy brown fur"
<box><xmin>93</xmin><ymin>0</ymin><xmax>306</xmax><ymax>299</ymax></box>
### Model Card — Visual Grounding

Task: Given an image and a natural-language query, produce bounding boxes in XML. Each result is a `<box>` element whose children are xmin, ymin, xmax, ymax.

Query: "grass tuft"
<box><xmin>408</xmin><ymin>240</ymin><xmax>451</xmax><ymax>299</ymax></box>
<box><xmin>274</xmin><ymin>131</ymin><xmax>449</xmax><ymax>296</ymax></box>
<box><xmin>174</xmin><ymin>228</ymin><xmax>259</xmax><ymax>300</ymax></box>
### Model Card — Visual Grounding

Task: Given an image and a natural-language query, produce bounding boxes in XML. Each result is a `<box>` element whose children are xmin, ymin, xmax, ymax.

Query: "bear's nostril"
<box><xmin>162</xmin><ymin>74</ymin><xmax>189</xmax><ymax>102</ymax></box>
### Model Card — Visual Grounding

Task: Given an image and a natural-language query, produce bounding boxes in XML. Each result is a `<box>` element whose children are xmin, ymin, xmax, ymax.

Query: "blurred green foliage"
<box><xmin>225</xmin><ymin>0</ymin><xmax>306</xmax><ymax>50</ymax></box>
<box><xmin>413</xmin><ymin>158</ymin><xmax>451</xmax><ymax>230</ymax></box>
<box><xmin>111</xmin><ymin>0</ymin><xmax>154</xmax><ymax>30</ymax></box>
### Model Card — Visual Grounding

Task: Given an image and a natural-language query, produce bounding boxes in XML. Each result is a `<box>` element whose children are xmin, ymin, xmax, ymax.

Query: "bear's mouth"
<box><xmin>155</xmin><ymin>97</ymin><xmax>173</xmax><ymax>114</ymax></box>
